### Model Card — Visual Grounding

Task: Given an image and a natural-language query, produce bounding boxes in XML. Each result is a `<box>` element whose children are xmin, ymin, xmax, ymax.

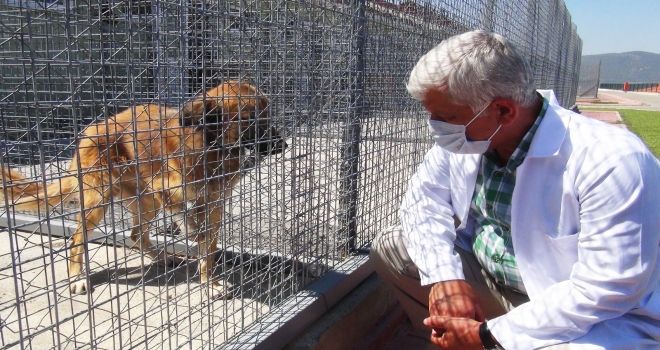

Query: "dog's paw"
<box><xmin>69</xmin><ymin>280</ymin><xmax>87</xmax><ymax>295</ymax></box>
<box><xmin>205</xmin><ymin>281</ymin><xmax>233</xmax><ymax>300</ymax></box>
<box><xmin>208</xmin><ymin>288</ymin><xmax>233</xmax><ymax>301</ymax></box>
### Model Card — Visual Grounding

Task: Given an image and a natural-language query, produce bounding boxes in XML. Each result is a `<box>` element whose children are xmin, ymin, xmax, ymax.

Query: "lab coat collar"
<box><xmin>526</xmin><ymin>90</ymin><xmax>569</xmax><ymax>158</ymax></box>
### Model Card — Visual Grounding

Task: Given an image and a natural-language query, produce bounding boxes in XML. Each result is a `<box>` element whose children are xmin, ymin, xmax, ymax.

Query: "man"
<box><xmin>370</xmin><ymin>30</ymin><xmax>660</xmax><ymax>350</ymax></box>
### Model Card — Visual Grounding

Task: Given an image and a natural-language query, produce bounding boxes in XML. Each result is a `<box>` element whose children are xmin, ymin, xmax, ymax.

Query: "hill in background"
<box><xmin>580</xmin><ymin>51</ymin><xmax>660</xmax><ymax>83</ymax></box>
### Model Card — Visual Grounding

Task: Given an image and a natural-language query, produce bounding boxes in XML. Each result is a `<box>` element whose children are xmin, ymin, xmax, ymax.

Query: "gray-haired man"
<box><xmin>370</xmin><ymin>30</ymin><xmax>660</xmax><ymax>349</ymax></box>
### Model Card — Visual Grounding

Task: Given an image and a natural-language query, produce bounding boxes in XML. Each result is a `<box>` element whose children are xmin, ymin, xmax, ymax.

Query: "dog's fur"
<box><xmin>0</xmin><ymin>81</ymin><xmax>286</xmax><ymax>297</ymax></box>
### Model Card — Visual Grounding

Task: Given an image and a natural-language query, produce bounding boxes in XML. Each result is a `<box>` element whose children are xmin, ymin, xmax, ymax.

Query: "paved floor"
<box><xmin>579</xmin><ymin>110</ymin><xmax>625</xmax><ymax>129</ymax></box>
<box><xmin>577</xmin><ymin>89</ymin><xmax>660</xmax><ymax>111</ymax></box>
<box><xmin>380</xmin><ymin>319</ymin><xmax>438</xmax><ymax>350</ymax></box>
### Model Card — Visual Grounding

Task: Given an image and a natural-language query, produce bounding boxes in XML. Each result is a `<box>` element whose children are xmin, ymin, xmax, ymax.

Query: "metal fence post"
<box><xmin>483</xmin><ymin>0</ymin><xmax>496</xmax><ymax>31</ymax></box>
<box><xmin>340</xmin><ymin>0</ymin><xmax>366</xmax><ymax>254</ymax></box>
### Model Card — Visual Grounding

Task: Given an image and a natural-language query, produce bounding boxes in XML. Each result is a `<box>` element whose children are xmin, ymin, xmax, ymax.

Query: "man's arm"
<box><xmin>400</xmin><ymin>146</ymin><xmax>485</xmax><ymax>320</ymax></box>
<box><xmin>489</xmin><ymin>147</ymin><xmax>660</xmax><ymax>349</ymax></box>
<box><xmin>399</xmin><ymin>145</ymin><xmax>463</xmax><ymax>284</ymax></box>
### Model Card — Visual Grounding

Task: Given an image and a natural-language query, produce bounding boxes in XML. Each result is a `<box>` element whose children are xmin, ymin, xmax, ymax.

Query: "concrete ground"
<box><xmin>576</xmin><ymin>88</ymin><xmax>660</xmax><ymax>131</ymax></box>
<box><xmin>0</xmin><ymin>229</ymin><xmax>279</xmax><ymax>349</ymax></box>
<box><xmin>0</xmin><ymin>116</ymin><xmax>424</xmax><ymax>349</ymax></box>
<box><xmin>577</xmin><ymin>89</ymin><xmax>660</xmax><ymax>111</ymax></box>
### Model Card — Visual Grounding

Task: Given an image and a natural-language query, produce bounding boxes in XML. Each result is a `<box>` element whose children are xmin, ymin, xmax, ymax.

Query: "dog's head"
<box><xmin>183</xmin><ymin>81</ymin><xmax>287</xmax><ymax>156</ymax></box>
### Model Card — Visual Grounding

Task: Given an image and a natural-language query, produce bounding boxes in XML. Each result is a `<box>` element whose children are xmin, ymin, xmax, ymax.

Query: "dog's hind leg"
<box><xmin>128</xmin><ymin>193</ymin><xmax>161</xmax><ymax>259</ymax></box>
<box><xmin>69</xmin><ymin>178</ymin><xmax>111</xmax><ymax>294</ymax></box>
<box><xmin>128</xmin><ymin>192</ymin><xmax>183</xmax><ymax>267</ymax></box>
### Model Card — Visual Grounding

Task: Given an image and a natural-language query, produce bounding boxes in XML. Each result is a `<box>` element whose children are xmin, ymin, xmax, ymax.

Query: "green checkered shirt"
<box><xmin>470</xmin><ymin>98</ymin><xmax>549</xmax><ymax>294</ymax></box>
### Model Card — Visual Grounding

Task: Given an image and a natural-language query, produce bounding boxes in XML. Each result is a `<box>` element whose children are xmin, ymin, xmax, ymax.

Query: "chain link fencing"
<box><xmin>578</xmin><ymin>59</ymin><xmax>601</xmax><ymax>98</ymax></box>
<box><xmin>0</xmin><ymin>0</ymin><xmax>580</xmax><ymax>348</ymax></box>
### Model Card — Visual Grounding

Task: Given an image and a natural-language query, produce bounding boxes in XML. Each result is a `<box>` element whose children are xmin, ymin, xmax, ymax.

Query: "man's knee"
<box><xmin>370</xmin><ymin>225</ymin><xmax>421</xmax><ymax>279</ymax></box>
<box><xmin>369</xmin><ymin>225</ymin><xmax>398</xmax><ymax>272</ymax></box>
<box><xmin>370</xmin><ymin>224</ymin><xmax>404</xmax><ymax>255</ymax></box>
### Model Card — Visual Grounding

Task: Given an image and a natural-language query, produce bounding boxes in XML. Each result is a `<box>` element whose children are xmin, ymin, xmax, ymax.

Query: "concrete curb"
<box><xmin>222</xmin><ymin>254</ymin><xmax>374</xmax><ymax>350</ymax></box>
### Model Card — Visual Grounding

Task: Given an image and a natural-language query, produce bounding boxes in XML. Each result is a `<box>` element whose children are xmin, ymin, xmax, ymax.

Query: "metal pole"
<box><xmin>595</xmin><ymin>59</ymin><xmax>601</xmax><ymax>98</ymax></box>
<box><xmin>483</xmin><ymin>0</ymin><xmax>496</xmax><ymax>31</ymax></box>
<box><xmin>340</xmin><ymin>0</ymin><xmax>366</xmax><ymax>254</ymax></box>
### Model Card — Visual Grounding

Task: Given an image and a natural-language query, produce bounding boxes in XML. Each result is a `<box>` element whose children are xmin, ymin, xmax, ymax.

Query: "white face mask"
<box><xmin>427</xmin><ymin>103</ymin><xmax>502</xmax><ymax>154</ymax></box>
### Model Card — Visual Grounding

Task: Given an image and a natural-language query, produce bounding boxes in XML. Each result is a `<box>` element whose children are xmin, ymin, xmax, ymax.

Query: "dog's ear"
<box><xmin>181</xmin><ymin>95</ymin><xmax>224</xmax><ymax>127</ymax></box>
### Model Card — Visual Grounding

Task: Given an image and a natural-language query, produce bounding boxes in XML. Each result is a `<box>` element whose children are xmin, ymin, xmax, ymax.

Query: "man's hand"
<box><xmin>429</xmin><ymin>280</ymin><xmax>485</xmax><ymax>321</ymax></box>
<box><xmin>424</xmin><ymin>316</ymin><xmax>484</xmax><ymax>349</ymax></box>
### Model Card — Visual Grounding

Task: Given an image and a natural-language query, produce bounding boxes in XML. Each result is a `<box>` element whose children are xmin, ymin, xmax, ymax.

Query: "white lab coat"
<box><xmin>400</xmin><ymin>90</ymin><xmax>660</xmax><ymax>349</ymax></box>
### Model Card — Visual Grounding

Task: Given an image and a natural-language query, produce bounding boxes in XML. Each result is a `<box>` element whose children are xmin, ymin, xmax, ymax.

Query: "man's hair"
<box><xmin>406</xmin><ymin>30</ymin><xmax>537</xmax><ymax>111</ymax></box>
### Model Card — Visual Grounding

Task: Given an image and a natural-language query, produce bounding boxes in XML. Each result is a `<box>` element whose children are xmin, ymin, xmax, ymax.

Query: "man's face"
<box><xmin>422</xmin><ymin>89</ymin><xmax>500</xmax><ymax>143</ymax></box>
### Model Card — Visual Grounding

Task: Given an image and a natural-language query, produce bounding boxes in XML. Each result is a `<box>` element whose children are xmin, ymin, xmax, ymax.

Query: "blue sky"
<box><xmin>563</xmin><ymin>0</ymin><xmax>660</xmax><ymax>56</ymax></box>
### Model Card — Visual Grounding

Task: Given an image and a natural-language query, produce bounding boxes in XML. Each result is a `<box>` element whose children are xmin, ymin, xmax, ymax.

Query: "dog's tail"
<box><xmin>1</xmin><ymin>168</ymin><xmax>79</xmax><ymax>211</ymax></box>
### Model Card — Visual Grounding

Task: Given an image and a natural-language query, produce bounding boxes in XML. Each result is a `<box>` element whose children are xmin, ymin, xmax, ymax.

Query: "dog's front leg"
<box><xmin>193</xmin><ymin>195</ymin><xmax>232</xmax><ymax>300</ymax></box>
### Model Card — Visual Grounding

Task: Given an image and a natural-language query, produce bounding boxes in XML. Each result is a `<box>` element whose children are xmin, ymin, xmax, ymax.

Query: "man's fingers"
<box><xmin>429</xmin><ymin>329</ymin><xmax>453</xmax><ymax>348</ymax></box>
<box><xmin>424</xmin><ymin>316</ymin><xmax>449</xmax><ymax>328</ymax></box>
<box><xmin>425</xmin><ymin>316</ymin><xmax>483</xmax><ymax>349</ymax></box>
<box><xmin>427</xmin><ymin>317</ymin><xmax>447</xmax><ymax>341</ymax></box>
<box><xmin>427</xmin><ymin>328</ymin><xmax>446</xmax><ymax>346</ymax></box>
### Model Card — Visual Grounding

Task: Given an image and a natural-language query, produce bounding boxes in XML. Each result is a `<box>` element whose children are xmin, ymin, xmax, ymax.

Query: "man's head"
<box><xmin>407</xmin><ymin>30</ymin><xmax>537</xmax><ymax>113</ymax></box>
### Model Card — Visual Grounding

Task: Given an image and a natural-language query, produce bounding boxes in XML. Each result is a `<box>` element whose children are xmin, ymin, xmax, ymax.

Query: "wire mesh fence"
<box><xmin>578</xmin><ymin>59</ymin><xmax>601</xmax><ymax>98</ymax></box>
<box><xmin>0</xmin><ymin>0</ymin><xmax>580</xmax><ymax>348</ymax></box>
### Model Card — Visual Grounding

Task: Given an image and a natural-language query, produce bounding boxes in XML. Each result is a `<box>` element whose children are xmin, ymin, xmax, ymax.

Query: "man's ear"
<box><xmin>490</xmin><ymin>98</ymin><xmax>518</xmax><ymax>125</ymax></box>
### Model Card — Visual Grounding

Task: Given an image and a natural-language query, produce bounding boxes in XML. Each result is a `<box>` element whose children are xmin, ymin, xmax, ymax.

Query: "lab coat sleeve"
<box><xmin>399</xmin><ymin>145</ymin><xmax>465</xmax><ymax>285</ymax></box>
<box><xmin>490</xmin><ymin>146</ymin><xmax>660</xmax><ymax>349</ymax></box>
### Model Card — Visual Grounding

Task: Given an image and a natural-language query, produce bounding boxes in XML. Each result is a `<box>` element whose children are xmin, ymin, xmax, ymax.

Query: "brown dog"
<box><xmin>0</xmin><ymin>81</ymin><xmax>287</xmax><ymax>298</ymax></box>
